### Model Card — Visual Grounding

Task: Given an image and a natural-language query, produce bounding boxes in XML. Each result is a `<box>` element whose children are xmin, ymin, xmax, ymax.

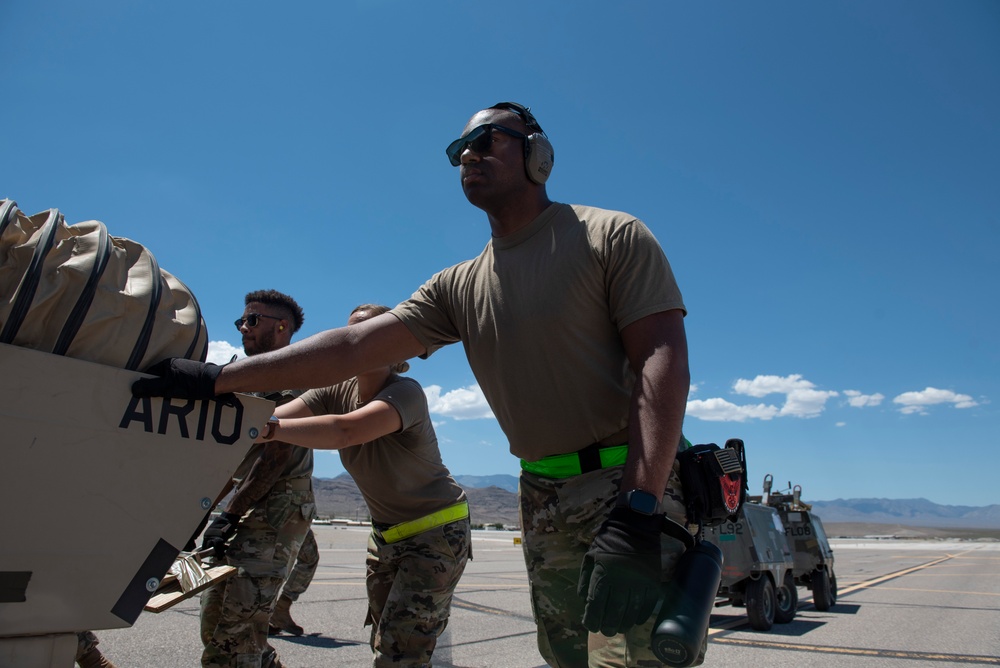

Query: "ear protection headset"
<box><xmin>489</xmin><ymin>102</ymin><xmax>554</xmax><ymax>185</ymax></box>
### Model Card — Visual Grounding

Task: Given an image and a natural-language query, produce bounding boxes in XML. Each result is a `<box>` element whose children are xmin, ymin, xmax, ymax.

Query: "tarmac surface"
<box><xmin>94</xmin><ymin>526</ymin><xmax>1000</xmax><ymax>667</ymax></box>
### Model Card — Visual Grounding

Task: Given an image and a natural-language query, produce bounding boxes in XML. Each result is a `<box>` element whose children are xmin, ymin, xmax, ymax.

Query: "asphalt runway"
<box><xmin>94</xmin><ymin>527</ymin><xmax>1000</xmax><ymax>667</ymax></box>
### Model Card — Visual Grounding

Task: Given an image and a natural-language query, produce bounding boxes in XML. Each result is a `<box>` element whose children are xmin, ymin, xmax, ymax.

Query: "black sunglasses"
<box><xmin>234</xmin><ymin>313</ymin><xmax>282</xmax><ymax>331</ymax></box>
<box><xmin>446</xmin><ymin>124</ymin><xmax>526</xmax><ymax>166</ymax></box>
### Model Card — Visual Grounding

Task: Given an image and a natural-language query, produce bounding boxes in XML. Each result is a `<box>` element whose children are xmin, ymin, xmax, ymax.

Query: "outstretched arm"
<box><xmin>217</xmin><ymin>313</ymin><xmax>426</xmax><ymax>394</ymax></box>
<box><xmin>133</xmin><ymin>313</ymin><xmax>427</xmax><ymax>399</ymax></box>
<box><xmin>266</xmin><ymin>398</ymin><xmax>403</xmax><ymax>451</ymax></box>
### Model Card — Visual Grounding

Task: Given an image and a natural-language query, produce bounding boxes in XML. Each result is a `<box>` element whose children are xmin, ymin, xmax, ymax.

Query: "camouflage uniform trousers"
<box><xmin>365</xmin><ymin>517</ymin><xmax>472</xmax><ymax>667</ymax></box>
<box><xmin>200</xmin><ymin>481</ymin><xmax>316</xmax><ymax>668</ymax></box>
<box><xmin>278</xmin><ymin>525</ymin><xmax>317</xmax><ymax>601</ymax></box>
<box><xmin>75</xmin><ymin>631</ymin><xmax>99</xmax><ymax>660</ymax></box>
<box><xmin>519</xmin><ymin>462</ymin><xmax>707</xmax><ymax>668</ymax></box>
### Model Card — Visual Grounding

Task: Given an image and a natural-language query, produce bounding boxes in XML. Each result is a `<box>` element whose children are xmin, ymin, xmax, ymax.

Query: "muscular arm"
<box><xmin>619</xmin><ymin>308</ymin><xmax>690</xmax><ymax>503</ymax></box>
<box><xmin>215</xmin><ymin>313</ymin><xmax>426</xmax><ymax>394</ymax></box>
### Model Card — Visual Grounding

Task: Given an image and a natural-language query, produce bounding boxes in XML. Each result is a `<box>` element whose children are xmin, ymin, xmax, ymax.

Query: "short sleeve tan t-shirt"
<box><xmin>391</xmin><ymin>203</ymin><xmax>685</xmax><ymax>461</ymax></box>
<box><xmin>299</xmin><ymin>375</ymin><xmax>466</xmax><ymax>525</ymax></box>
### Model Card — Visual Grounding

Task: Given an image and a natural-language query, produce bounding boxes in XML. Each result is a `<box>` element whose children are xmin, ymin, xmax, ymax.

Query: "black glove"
<box><xmin>184</xmin><ymin>511</ymin><xmax>213</xmax><ymax>552</ymax></box>
<box><xmin>578</xmin><ymin>507</ymin><xmax>663</xmax><ymax>637</ymax></box>
<box><xmin>200</xmin><ymin>511</ymin><xmax>241</xmax><ymax>559</ymax></box>
<box><xmin>131</xmin><ymin>358</ymin><xmax>224</xmax><ymax>400</ymax></box>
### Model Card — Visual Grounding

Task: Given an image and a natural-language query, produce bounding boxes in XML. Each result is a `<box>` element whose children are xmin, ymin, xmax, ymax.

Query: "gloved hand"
<box><xmin>578</xmin><ymin>507</ymin><xmax>663</xmax><ymax>636</ymax></box>
<box><xmin>131</xmin><ymin>358</ymin><xmax>224</xmax><ymax>400</ymax></box>
<box><xmin>200</xmin><ymin>511</ymin><xmax>241</xmax><ymax>559</ymax></box>
<box><xmin>184</xmin><ymin>511</ymin><xmax>213</xmax><ymax>552</ymax></box>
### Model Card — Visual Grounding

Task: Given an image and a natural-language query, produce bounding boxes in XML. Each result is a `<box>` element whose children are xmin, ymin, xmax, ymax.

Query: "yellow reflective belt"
<box><xmin>520</xmin><ymin>444</ymin><xmax>629</xmax><ymax>479</ymax></box>
<box><xmin>379</xmin><ymin>501</ymin><xmax>470</xmax><ymax>544</ymax></box>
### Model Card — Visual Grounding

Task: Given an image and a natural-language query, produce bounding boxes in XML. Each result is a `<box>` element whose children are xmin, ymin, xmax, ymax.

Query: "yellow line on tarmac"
<box><xmin>310</xmin><ymin>582</ymin><xmax>365</xmax><ymax>586</ymax></box>
<box><xmin>309</xmin><ymin>582</ymin><xmax>529</xmax><ymax>588</ymax></box>
<box><xmin>869</xmin><ymin>586</ymin><xmax>1000</xmax><ymax>597</ymax></box>
<box><xmin>838</xmin><ymin>553</ymin><xmax>953</xmax><ymax>595</ymax></box>
<box><xmin>711</xmin><ymin>637</ymin><xmax>1000</xmax><ymax>665</ymax></box>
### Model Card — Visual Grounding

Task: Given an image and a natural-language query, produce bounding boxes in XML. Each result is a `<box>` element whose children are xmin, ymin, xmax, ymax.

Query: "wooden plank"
<box><xmin>143</xmin><ymin>565</ymin><xmax>236</xmax><ymax>613</ymax></box>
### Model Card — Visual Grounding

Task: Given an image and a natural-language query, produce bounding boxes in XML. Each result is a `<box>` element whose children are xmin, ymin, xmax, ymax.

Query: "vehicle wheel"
<box><xmin>813</xmin><ymin>567</ymin><xmax>835</xmax><ymax>611</ymax></box>
<box><xmin>774</xmin><ymin>571</ymin><xmax>798</xmax><ymax>624</ymax></box>
<box><xmin>745</xmin><ymin>576</ymin><xmax>775</xmax><ymax>631</ymax></box>
<box><xmin>830</xmin><ymin>571</ymin><xmax>838</xmax><ymax>606</ymax></box>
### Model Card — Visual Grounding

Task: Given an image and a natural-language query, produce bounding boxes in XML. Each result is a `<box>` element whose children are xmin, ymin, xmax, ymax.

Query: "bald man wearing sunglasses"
<box><xmin>135</xmin><ymin>103</ymin><xmax>694</xmax><ymax>668</ymax></box>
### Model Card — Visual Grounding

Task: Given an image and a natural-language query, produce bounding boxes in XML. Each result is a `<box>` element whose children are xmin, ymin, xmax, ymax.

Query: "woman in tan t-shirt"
<box><xmin>257</xmin><ymin>304</ymin><xmax>470</xmax><ymax>668</ymax></box>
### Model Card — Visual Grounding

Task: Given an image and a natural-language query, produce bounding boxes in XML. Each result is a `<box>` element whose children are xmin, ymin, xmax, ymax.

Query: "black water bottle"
<box><xmin>650</xmin><ymin>540</ymin><xmax>723</xmax><ymax>667</ymax></box>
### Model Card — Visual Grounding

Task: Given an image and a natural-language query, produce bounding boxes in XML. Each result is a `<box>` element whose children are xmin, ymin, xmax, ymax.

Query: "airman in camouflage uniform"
<box><xmin>264</xmin><ymin>305</ymin><xmax>470</xmax><ymax>667</ymax></box>
<box><xmin>199</xmin><ymin>290</ymin><xmax>314</xmax><ymax>668</ymax></box>
<box><xmin>269</xmin><ymin>527</ymin><xmax>318</xmax><ymax>636</ymax></box>
<box><xmin>366</xmin><ymin>517</ymin><xmax>471</xmax><ymax>665</ymax></box>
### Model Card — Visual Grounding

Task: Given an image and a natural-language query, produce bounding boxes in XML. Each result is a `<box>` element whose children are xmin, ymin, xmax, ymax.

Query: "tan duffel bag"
<box><xmin>0</xmin><ymin>199</ymin><xmax>207</xmax><ymax>369</ymax></box>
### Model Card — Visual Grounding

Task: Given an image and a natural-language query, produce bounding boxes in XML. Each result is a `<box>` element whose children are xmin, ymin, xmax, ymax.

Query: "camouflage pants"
<box><xmin>279</xmin><ymin>526</ymin><xmax>317</xmax><ymax>601</ymax></box>
<box><xmin>366</xmin><ymin>518</ymin><xmax>471</xmax><ymax>667</ymax></box>
<box><xmin>201</xmin><ymin>484</ymin><xmax>316</xmax><ymax>668</ymax></box>
<box><xmin>519</xmin><ymin>463</ymin><xmax>706</xmax><ymax>668</ymax></box>
<box><xmin>75</xmin><ymin>631</ymin><xmax>99</xmax><ymax>660</ymax></box>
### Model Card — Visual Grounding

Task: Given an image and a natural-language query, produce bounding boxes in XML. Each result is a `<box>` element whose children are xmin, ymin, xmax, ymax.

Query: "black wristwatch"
<box><xmin>620</xmin><ymin>489</ymin><xmax>661</xmax><ymax>516</ymax></box>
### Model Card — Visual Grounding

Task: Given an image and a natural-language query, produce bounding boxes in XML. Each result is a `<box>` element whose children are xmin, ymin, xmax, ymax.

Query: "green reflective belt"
<box><xmin>520</xmin><ymin>444</ymin><xmax>629</xmax><ymax>479</ymax></box>
<box><xmin>379</xmin><ymin>501</ymin><xmax>470</xmax><ymax>544</ymax></box>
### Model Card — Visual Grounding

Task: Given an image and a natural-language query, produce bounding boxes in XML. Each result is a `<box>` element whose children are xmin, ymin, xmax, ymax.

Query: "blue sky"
<box><xmin>3</xmin><ymin>1</ymin><xmax>997</xmax><ymax>506</ymax></box>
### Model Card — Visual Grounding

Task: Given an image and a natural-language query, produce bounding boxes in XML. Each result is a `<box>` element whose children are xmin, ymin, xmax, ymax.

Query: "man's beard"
<box><xmin>244</xmin><ymin>329</ymin><xmax>276</xmax><ymax>356</ymax></box>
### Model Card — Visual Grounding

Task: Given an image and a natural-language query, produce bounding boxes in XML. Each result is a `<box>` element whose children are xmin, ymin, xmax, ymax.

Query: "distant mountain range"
<box><xmin>453</xmin><ymin>474</ymin><xmax>519</xmax><ymax>494</ymax></box>
<box><xmin>312</xmin><ymin>474</ymin><xmax>520</xmax><ymax>526</ymax></box>
<box><xmin>808</xmin><ymin>498</ymin><xmax>1000</xmax><ymax>529</ymax></box>
<box><xmin>313</xmin><ymin>474</ymin><xmax>1000</xmax><ymax>530</ymax></box>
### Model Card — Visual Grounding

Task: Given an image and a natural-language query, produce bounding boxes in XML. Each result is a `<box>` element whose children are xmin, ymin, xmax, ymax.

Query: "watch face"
<box><xmin>628</xmin><ymin>490</ymin><xmax>659</xmax><ymax>515</ymax></box>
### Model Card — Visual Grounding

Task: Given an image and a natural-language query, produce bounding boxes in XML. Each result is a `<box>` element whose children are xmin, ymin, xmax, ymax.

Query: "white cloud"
<box><xmin>892</xmin><ymin>387</ymin><xmax>979</xmax><ymax>415</ymax></box>
<box><xmin>206</xmin><ymin>340</ymin><xmax>244</xmax><ymax>365</ymax></box>
<box><xmin>835</xmin><ymin>422</ymin><xmax>846</xmax><ymax>427</ymax></box>
<box><xmin>424</xmin><ymin>384</ymin><xmax>496</xmax><ymax>420</ymax></box>
<box><xmin>733</xmin><ymin>374</ymin><xmax>812</xmax><ymax>397</ymax></box>
<box><xmin>686</xmin><ymin>398</ymin><xmax>780</xmax><ymax>422</ymax></box>
<box><xmin>730</xmin><ymin>374</ymin><xmax>837</xmax><ymax>419</ymax></box>
<box><xmin>844</xmin><ymin>390</ymin><xmax>885</xmax><ymax>408</ymax></box>
<box><xmin>779</xmin><ymin>387</ymin><xmax>839</xmax><ymax>418</ymax></box>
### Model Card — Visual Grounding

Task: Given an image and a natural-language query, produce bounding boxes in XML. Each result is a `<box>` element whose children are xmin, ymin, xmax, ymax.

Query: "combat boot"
<box><xmin>268</xmin><ymin>595</ymin><xmax>304</xmax><ymax>636</ymax></box>
<box><xmin>77</xmin><ymin>647</ymin><xmax>117</xmax><ymax>668</ymax></box>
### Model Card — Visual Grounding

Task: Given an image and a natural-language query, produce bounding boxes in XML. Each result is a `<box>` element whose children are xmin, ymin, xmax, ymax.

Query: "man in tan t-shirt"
<box><xmin>134</xmin><ymin>103</ymin><xmax>692</xmax><ymax>668</ymax></box>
